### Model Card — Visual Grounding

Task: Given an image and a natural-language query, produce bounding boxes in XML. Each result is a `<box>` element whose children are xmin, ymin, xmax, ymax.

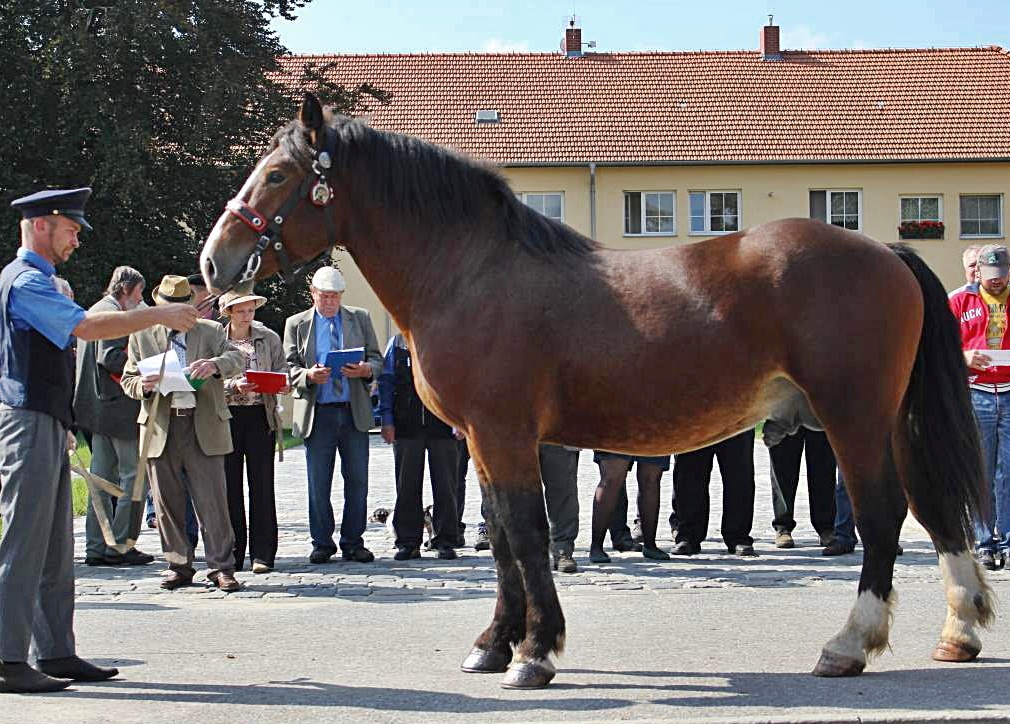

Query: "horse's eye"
<box><xmin>266</xmin><ymin>170</ymin><xmax>285</xmax><ymax>184</ymax></box>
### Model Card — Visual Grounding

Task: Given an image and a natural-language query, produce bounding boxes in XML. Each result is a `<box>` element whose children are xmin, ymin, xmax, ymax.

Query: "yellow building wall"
<box><xmin>335</xmin><ymin>162</ymin><xmax>1009</xmax><ymax>328</ymax></box>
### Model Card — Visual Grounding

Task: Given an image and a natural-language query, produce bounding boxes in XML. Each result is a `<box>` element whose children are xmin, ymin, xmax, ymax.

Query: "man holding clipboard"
<box><xmin>950</xmin><ymin>244</ymin><xmax>1010</xmax><ymax>571</ymax></box>
<box><xmin>283</xmin><ymin>267</ymin><xmax>383</xmax><ymax>564</ymax></box>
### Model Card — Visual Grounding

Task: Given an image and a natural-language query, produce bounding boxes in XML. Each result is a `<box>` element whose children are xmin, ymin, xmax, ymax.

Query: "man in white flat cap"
<box><xmin>284</xmin><ymin>266</ymin><xmax>383</xmax><ymax>564</ymax></box>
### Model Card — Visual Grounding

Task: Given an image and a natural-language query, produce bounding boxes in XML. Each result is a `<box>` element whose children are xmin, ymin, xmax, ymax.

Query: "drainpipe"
<box><xmin>589</xmin><ymin>162</ymin><xmax>597</xmax><ymax>240</ymax></box>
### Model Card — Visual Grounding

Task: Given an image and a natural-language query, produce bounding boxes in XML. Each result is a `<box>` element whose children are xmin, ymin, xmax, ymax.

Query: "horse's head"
<box><xmin>200</xmin><ymin>93</ymin><xmax>344</xmax><ymax>294</ymax></box>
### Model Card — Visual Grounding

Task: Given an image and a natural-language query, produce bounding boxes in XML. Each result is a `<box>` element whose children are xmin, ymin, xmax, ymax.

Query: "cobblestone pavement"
<box><xmin>73</xmin><ymin>436</ymin><xmax>1003</xmax><ymax>601</ymax></box>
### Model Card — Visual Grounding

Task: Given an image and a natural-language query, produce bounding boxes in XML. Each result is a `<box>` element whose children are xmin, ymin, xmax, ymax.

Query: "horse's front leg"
<box><xmin>465</xmin><ymin>438</ymin><xmax>563</xmax><ymax>689</ymax></box>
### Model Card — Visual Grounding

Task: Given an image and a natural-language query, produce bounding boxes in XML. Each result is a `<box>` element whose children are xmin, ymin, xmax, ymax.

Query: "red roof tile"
<box><xmin>273</xmin><ymin>47</ymin><xmax>1010</xmax><ymax>164</ymax></box>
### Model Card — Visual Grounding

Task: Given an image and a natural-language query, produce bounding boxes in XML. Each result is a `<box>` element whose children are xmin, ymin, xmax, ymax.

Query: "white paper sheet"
<box><xmin>983</xmin><ymin>350</ymin><xmax>1010</xmax><ymax>366</ymax></box>
<box><xmin>136</xmin><ymin>350</ymin><xmax>195</xmax><ymax>394</ymax></box>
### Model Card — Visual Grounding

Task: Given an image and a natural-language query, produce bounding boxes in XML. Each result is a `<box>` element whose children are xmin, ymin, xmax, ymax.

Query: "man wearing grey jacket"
<box><xmin>74</xmin><ymin>267</ymin><xmax>154</xmax><ymax>566</ymax></box>
<box><xmin>284</xmin><ymin>266</ymin><xmax>383</xmax><ymax>564</ymax></box>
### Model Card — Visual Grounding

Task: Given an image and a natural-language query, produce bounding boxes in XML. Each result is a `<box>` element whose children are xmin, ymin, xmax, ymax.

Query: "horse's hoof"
<box><xmin>460</xmin><ymin>647</ymin><xmax>511</xmax><ymax>673</ymax></box>
<box><xmin>932</xmin><ymin>640</ymin><xmax>981</xmax><ymax>663</ymax></box>
<box><xmin>500</xmin><ymin>660</ymin><xmax>556</xmax><ymax>689</ymax></box>
<box><xmin>812</xmin><ymin>649</ymin><xmax>865</xmax><ymax>677</ymax></box>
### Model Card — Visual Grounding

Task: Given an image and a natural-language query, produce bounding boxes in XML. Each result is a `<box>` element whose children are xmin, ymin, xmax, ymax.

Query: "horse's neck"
<box><xmin>347</xmin><ymin>219</ymin><xmax>491</xmax><ymax>333</ymax></box>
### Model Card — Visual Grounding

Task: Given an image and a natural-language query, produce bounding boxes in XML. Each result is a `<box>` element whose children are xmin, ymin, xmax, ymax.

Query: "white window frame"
<box><xmin>899</xmin><ymin>194</ymin><xmax>943</xmax><ymax>224</ymax></box>
<box><xmin>810</xmin><ymin>189</ymin><xmax>862</xmax><ymax>231</ymax></box>
<box><xmin>688</xmin><ymin>190</ymin><xmax>742</xmax><ymax>235</ymax></box>
<box><xmin>959</xmin><ymin>194</ymin><xmax>1004</xmax><ymax>239</ymax></box>
<box><xmin>623</xmin><ymin>191</ymin><xmax>676</xmax><ymax>236</ymax></box>
<box><xmin>520</xmin><ymin>192</ymin><xmax>565</xmax><ymax>222</ymax></box>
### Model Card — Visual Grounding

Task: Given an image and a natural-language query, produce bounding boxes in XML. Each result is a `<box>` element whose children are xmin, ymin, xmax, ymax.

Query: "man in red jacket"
<box><xmin>949</xmin><ymin>244</ymin><xmax>1010</xmax><ymax>570</ymax></box>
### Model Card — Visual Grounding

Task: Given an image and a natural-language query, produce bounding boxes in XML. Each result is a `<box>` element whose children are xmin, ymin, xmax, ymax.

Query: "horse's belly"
<box><xmin>545</xmin><ymin>375</ymin><xmax>808</xmax><ymax>455</ymax></box>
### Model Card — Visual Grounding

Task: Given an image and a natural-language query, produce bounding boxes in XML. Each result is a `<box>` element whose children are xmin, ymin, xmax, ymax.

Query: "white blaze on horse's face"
<box><xmin>200</xmin><ymin>151</ymin><xmax>278</xmax><ymax>292</ymax></box>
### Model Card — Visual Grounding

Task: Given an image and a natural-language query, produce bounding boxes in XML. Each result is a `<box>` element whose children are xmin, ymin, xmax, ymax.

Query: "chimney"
<box><xmin>564</xmin><ymin>17</ymin><xmax>582</xmax><ymax>57</ymax></box>
<box><xmin>760</xmin><ymin>16</ymin><xmax>782</xmax><ymax>61</ymax></box>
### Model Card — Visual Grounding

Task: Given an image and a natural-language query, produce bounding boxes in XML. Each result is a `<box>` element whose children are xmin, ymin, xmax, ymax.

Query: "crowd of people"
<box><xmin>2</xmin><ymin>186</ymin><xmax>1008</xmax><ymax>693</ymax></box>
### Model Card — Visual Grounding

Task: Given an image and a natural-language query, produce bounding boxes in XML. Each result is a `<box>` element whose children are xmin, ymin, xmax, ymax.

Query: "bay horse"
<box><xmin>200</xmin><ymin>93</ymin><xmax>993</xmax><ymax>689</ymax></box>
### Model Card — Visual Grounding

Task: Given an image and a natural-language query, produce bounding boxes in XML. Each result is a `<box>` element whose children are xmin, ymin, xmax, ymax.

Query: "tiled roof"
<box><xmin>273</xmin><ymin>47</ymin><xmax>1010</xmax><ymax>165</ymax></box>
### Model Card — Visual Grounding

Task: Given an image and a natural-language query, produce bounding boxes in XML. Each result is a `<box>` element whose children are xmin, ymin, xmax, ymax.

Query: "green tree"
<box><xmin>0</xmin><ymin>0</ymin><xmax>388</xmax><ymax>331</ymax></box>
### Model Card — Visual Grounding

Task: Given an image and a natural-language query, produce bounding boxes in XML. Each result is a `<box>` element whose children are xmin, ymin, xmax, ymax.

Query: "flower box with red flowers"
<box><xmin>898</xmin><ymin>220</ymin><xmax>944</xmax><ymax>239</ymax></box>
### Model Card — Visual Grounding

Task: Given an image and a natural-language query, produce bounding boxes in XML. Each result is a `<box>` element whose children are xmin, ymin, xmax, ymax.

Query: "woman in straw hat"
<box><xmin>219</xmin><ymin>286</ymin><xmax>289</xmax><ymax>574</ymax></box>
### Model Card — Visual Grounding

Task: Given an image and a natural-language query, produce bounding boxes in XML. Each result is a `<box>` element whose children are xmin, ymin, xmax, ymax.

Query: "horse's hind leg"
<box><xmin>933</xmin><ymin>550</ymin><xmax>994</xmax><ymax>662</ymax></box>
<box><xmin>813</xmin><ymin>432</ymin><xmax>906</xmax><ymax>677</ymax></box>
<box><xmin>461</xmin><ymin>465</ymin><xmax>524</xmax><ymax>675</ymax></box>
<box><xmin>891</xmin><ymin>423</ymin><xmax>995</xmax><ymax>663</ymax></box>
<box><xmin>466</xmin><ymin>437</ymin><xmax>564</xmax><ymax>688</ymax></box>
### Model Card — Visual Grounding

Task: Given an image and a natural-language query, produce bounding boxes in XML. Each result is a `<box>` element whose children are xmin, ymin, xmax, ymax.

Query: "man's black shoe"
<box><xmin>103</xmin><ymin>548</ymin><xmax>155</xmax><ymax>566</ymax></box>
<box><xmin>0</xmin><ymin>662</ymin><xmax>71</xmax><ymax>693</ymax></box>
<box><xmin>553</xmin><ymin>551</ymin><xmax>578</xmax><ymax>573</ymax></box>
<box><xmin>341</xmin><ymin>547</ymin><xmax>375</xmax><ymax>563</ymax></box>
<box><xmin>823</xmin><ymin>541</ymin><xmax>856</xmax><ymax>557</ymax></box>
<box><xmin>309</xmin><ymin>549</ymin><xmax>336</xmax><ymax>564</ymax></box>
<box><xmin>671</xmin><ymin>541</ymin><xmax>700</xmax><ymax>556</ymax></box>
<box><xmin>84</xmin><ymin>555</ymin><xmax>109</xmax><ymax>567</ymax></box>
<box><xmin>37</xmin><ymin>656</ymin><xmax>118</xmax><ymax>683</ymax></box>
<box><xmin>473</xmin><ymin>524</ymin><xmax>491</xmax><ymax>551</ymax></box>
<box><xmin>393</xmin><ymin>546</ymin><xmax>421</xmax><ymax>561</ymax></box>
<box><xmin>437</xmin><ymin>545</ymin><xmax>458</xmax><ymax>560</ymax></box>
<box><xmin>729</xmin><ymin>544</ymin><xmax>758</xmax><ymax>557</ymax></box>
<box><xmin>612</xmin><ymin>537</ymin><xmax>643</xmax><ymax>553</ymax></box>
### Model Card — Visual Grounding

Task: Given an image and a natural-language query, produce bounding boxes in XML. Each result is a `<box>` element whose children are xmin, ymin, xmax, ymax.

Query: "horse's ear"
<box><xmin>300</xmin><ymin>93</ymin><xmax>325</xmax><ymax>145</ymax></box>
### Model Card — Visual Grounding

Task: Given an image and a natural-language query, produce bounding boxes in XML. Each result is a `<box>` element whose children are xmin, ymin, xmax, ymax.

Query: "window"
<box><xmin>899</xmin><ymin>195</ymin><xmax>944</xmax><ymax>239</ymax></box>
<box><xmin>900</xmin><ymin>195</ymin><xmax>942</xmax><ymax>223</ymax></box>
<box><xmin>689</xmin><ymin>191</ymin><xmax>740</xmax><ymax>234</ymax></box>
<box><xmin>810</xmin><ymin>190</ymin><xmax>861</xmax><ymax>230</ymax></box>
<box><xmin>521</xmin><ymin>192</ymin><xmax>564</xmax><ymax>222</ymax></box>
<box><xmin>624</xmin><ymin>191</ymin><xmax>675</xmax><ymax>235</ymax></box>
<box><xmin>960</xmin><ymin>195</ymin><xmax>1002</xmax><ymax>238</ymax></box>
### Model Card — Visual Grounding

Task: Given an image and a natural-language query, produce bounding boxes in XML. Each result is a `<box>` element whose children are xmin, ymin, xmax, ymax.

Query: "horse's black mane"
<box><xmin>273</xmin><ymin>116</ymin><xmax>599</xmax><ymax>260</ymax></box>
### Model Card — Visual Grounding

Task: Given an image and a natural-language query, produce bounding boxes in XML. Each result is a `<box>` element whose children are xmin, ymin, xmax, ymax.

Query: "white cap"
<box><xmin>311</xmin><ymin>266</ymin><xmax>346</xmax><ymax>293</ymax></box>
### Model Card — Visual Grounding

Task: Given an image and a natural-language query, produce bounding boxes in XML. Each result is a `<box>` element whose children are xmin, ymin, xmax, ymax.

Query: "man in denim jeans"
<box><xmin>949</xmin><ymin>244</ymin><xmax>1010</xmax><ymax>571</ymax></box>
<box><xmin>284</xmin><ymin>267</ymin><xmax>383</xmax><ymax>564</ymax></box>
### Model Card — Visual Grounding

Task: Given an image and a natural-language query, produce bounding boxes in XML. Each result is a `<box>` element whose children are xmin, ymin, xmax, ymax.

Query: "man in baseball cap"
<box><xmin>977</xmin><ymin>244</ymin><xmax>1010</xmax><ymax>282</ymax></box>
<box><xmin>949</xmin><ymin>243</ymin><xmax>1010</xmax><ymax>571</ymax></box>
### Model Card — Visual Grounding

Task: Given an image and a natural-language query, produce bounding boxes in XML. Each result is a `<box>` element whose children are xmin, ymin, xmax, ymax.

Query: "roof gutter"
<box><xmin>502</xmin><ymin>157</ymin><xmax>1010</xmax><ymax>168</ymax></box>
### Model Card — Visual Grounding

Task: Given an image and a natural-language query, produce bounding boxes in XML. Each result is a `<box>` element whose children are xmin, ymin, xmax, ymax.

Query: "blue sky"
<box><xmin>273</xmin><ymin>0</ymin><xmax>1010</xmax><ymax>54</ymax></box>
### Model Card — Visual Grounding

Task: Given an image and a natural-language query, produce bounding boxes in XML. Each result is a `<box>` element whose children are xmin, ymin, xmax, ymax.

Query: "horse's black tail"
<box><xmin>889</xmin><ymin>243</ymin><xmax>986</xmax><ymax>552</ymax></box>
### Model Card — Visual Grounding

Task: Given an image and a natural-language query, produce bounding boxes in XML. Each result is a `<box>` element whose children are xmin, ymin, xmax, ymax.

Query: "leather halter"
<box><xmin>224</xmin><ymin>126</ymin><xmax>339</xmax><ymax>287</ymax></box>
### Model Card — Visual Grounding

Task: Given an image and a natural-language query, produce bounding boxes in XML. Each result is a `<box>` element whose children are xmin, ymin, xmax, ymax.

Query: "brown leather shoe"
<box><xmin>160</xmin><ymin>571</ymin><xmax>193</xmax><ymax>590</ymax></box>
<box><xmin>210</xmin><ymin>570</ymin><xmax>241</xmax><ymax>592</ymax></box>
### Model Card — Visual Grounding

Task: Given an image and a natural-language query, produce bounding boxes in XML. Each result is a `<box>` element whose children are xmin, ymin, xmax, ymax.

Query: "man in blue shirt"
<box><xmin>283</xmin><ymin>266</ymin><xmax>383</xmax><ymax>564</ymax></box>
<box><xmin>0</xmin><ymin>188</ymin><xmax>197</xmax><ymax>693</ymax></box>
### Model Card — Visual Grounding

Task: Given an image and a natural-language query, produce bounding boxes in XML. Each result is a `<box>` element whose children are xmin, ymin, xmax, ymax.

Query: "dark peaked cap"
<box><xmin>11</xmin><ymin>187</ymin><xmax>93</xmax><ymax>231</ymax></box>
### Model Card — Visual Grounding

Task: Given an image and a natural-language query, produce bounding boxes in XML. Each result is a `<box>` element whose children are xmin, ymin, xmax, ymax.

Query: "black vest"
<box><xmin>0</xmin><ymin>258</ymin><xmax>77</xmax><ymax>428</ymax></box>
<box><xmin>392</xmin><ymin>343</ymin><xmax>453</xmax><ymax>439</ymax></box>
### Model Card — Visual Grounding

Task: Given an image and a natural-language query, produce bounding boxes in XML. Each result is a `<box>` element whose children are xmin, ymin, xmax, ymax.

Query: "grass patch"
<box><xmin>71</xmin><ymin>434</ymin><xmax>92</xmax><ymax>517</ymax></box>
